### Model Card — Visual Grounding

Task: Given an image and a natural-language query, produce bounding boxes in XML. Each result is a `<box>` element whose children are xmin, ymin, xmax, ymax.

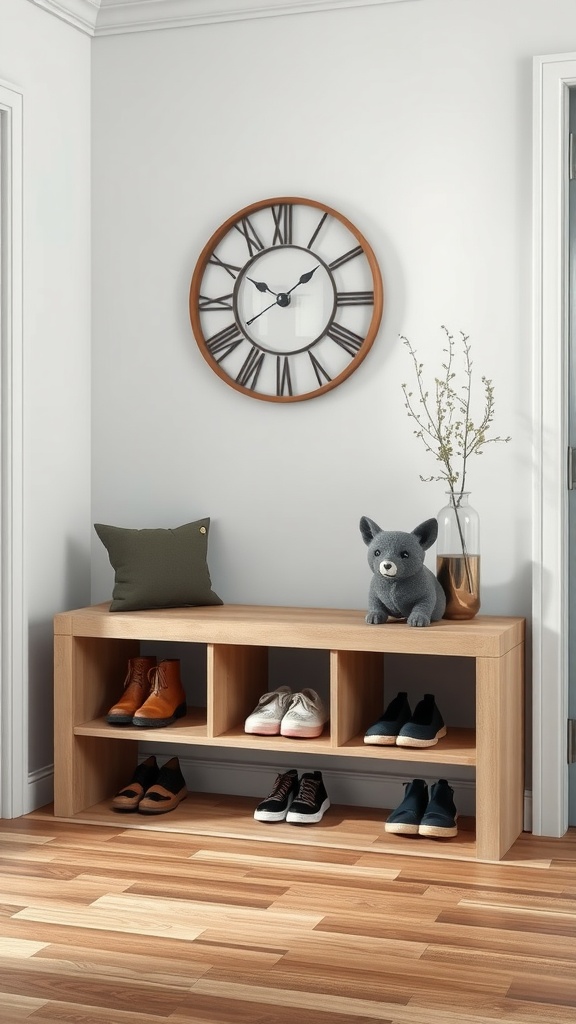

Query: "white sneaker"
<box><xmin>244</xmin><ymin>686</ymin><xmax>292</xmax><ymax>735</ymax></box>
<box><xmin>280</xmin><ymin>689</ymin><xmax>328</xmax><ymax>739</ymax></box>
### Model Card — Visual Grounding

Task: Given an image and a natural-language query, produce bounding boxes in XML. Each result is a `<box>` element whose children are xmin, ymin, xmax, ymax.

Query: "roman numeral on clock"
<box><xmin>206</xmin><ymin>322</ymin><xmax>243</xmax><ymax>361</ymax></box>
<box><xmin>235</xmin><ymin>216</ymin><xmax>265</xmax><ymax>257</ymax></box>
<box><xmin>336</xmin><ymin>291</ymin><xmax>374</xmax><ymax>306</ymax></box>
<box><xmin>276</xmin><ymin>356</ymin><xmax>293</xmax><ymax>397</ymax></box>
<box><xmin>308</xmin><ymin>351</ymin><xmax>332</xmax><ymax>386</ymax></box>
<box><xmin>329</xmin><ymin>246</ymin><xmax>363</xmax><ymax>271</ymax></box>
<box><xmin>327</xmin><ymin>322</ymin><xmax>364</xmax><ymax>356</ymax></box>
<box><xmin>199</xmin><ymin>293</ymin><xmax>234</xmax><ymax>311</ymax></box>
<box><xmin>307</xmin><ymin>211</ymin><xmax>328</xmax><ymax>251</ymax></box>
<box><xmin>237</xmin><ymin>346</ymin><xmax>265</xmax><ymax>389</ymax></box>
<box><xmin>271</xmin><ymin>204</ymin><xmax>293</xmax><ymax>245</ymax></box>
<box><xmin>208</xmin><ymin>254</ymin><xmax>242</xmax><ymax>279</ymax></box>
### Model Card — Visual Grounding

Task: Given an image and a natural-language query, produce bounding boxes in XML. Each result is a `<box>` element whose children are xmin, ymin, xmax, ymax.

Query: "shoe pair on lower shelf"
<box><xmin>245</xmin><ymin>686</ymin><xmax>328</xmax><ymax>739</ymax></box>
<box><xmin>254</xmin><ymin>769</ymin><xmax>330</xmax><ymax>825</ymax></box>
<box><xmin>364</xmin><ymin>691</ymin><xmax>446</xmax><ymax>748</ymax></box>
<box><xmin>106</xmin><ymin>657</ymin><xmax>187</xmax><ymax>729</ymax></box>
<box><xmin>112</xmin><ymin>755</ymin><xmax>187</xmax><ymax>815</ymax></box>
<box><xmin>385</xmin><ymin>778</ymin><xmax>458</xmax><ymax>838</ymax></box>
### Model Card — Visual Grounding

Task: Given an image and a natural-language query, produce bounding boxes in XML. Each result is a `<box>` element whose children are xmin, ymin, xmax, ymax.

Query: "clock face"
<box><xmin>189</xmin><ymin>197</ymin><xmax>384</xmax><ymax>402</ymax></box>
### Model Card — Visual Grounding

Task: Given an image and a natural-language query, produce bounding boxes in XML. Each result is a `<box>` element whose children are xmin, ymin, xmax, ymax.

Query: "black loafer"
<box><xmin>112</xmin><ymin>755</ymin><xmax>160</xmax><ymax>812</ymax></box>
<box><xmin>138</xmin><ymin>756</ymin><xmax>188</xmax><ymax>815</ymax></box>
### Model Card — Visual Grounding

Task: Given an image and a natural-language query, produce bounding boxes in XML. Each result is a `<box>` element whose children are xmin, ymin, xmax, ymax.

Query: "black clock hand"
<box><xmin>286</xmin><ymin>265</ymin><xmax>320</xmax><ymax>296</ymax></box>
<box><xmin>246</xmin><ymin>298</ymin><xmax>279</xmax><ymax>325</ymax></box>
<box><xmin>247</xmin><ymin>277</ymin><xmax>277</xmax><ymax>296</ymax></box>
<box><xmin>245</xmin><ymin>266</ymin><xmax>321</xmax><ymax>326</ymax></box>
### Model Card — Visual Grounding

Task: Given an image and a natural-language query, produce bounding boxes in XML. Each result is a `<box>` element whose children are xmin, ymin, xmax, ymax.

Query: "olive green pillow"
<box><xmin>94</xmin><ymin>518</ymin><xmax>223</xmax><ymax>612</ymax></box>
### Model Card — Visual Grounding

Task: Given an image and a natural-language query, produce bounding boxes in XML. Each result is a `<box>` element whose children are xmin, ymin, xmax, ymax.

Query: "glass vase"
<box><xmin>436</xmin><ymin>492</ymin><xmax>480</xmax><ymax>620</ymax></box>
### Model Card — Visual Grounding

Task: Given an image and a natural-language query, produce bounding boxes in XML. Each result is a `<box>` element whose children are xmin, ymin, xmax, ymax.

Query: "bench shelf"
<box><xmin>53</xmin><ymin>603</ymin><xmax>525</xmax><ymax>861</ymax></box>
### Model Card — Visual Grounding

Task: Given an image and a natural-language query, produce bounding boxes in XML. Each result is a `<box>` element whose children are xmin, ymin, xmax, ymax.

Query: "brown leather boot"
<box><xmin>106</xmin><ymin>656</ymin><xmax>157</xmax><ymax>725</ymax></box>
<box><xmin>132</xmin><ymin>660</ymin><xmax>187</xmax><ymax>728</ymax></box>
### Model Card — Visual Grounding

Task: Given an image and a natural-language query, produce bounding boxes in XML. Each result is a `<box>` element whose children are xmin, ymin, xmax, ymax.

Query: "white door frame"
<box><xmin>0</xmin><ymin>79</ymin><xmax>26</xmax><ymax>820</ymax></box>
<box><xmin>532</xmin><ymin>53</ymin><xmax>576</xmax><ymax>837</ymax></box>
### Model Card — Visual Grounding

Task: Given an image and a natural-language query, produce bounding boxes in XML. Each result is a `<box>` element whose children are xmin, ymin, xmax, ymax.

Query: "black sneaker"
<box><xmin>286</xmin><ymin>771</ymin><xmax>330</xmax><ymax>825</ymax></box>
<box><xmin>419</xmin><ymin>779</ymin><xmax>458</xmax><ymax>837</ymax></box>
<box><xmin>254</xmin><ymin>769</ymin><xmax>299</xmax><ymax>822</ymax></box>
<box><xmin>364</xmin><ymin>691</ymin><xmax>412</xmax><ymax>745</ymax></box>
<box><xmin>385</xmin><ymin>779</ymin><xmax>429</xmax><ymax>834</ymax></box>
<box><xmin>396</xmin><ymin>693</ymin><xmax>447</xmax><ymax>747</ymax></box>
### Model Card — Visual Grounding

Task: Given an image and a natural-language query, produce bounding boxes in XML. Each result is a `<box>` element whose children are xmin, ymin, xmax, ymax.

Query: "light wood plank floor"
<box><xmin>0</xmin><ymin>808</ymin><xmax>575</xmax><ymax>1023</ymax></box>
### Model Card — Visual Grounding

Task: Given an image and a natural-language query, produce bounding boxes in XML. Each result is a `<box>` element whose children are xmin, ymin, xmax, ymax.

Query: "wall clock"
<box><xmin>189</xmin><ymin>197</ymin><xmax>383</xmax><ymax>403</ymax></box>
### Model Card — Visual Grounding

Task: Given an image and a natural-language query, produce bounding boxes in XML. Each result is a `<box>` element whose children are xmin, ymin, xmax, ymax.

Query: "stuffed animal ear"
<box><xmin>360</xmin><ymin>517</ymin><xmax>382</xmax><ymax>545</ymax></box>
<box><xmin>412</xmin><ymin>518</ymin><xmax>438</xmax><ymax>550</ymax></box>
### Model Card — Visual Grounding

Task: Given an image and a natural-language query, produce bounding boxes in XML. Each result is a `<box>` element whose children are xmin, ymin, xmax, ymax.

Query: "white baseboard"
<box><xmin>24</xmin><ymin>764</ymin><xmax>56</xmax><ymax>814</ymax></box>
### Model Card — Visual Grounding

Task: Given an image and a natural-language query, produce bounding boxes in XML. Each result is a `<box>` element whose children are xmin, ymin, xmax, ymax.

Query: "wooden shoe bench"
<box><xmin>53</xmin><ymin>603</ymin><xmax>525</xmax><ymax>862</ymax></box>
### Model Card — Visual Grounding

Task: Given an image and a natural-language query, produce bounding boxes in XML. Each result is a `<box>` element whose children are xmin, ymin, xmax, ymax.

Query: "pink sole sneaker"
<box><xmin>280</xmin><ymin>724</ymin><xmax>325</xmax><ymax>739</ymax></box>
<box><xmin>244</xmin><ymin>723</ymin><xmax>280</xmax><ymax>736</ymax></box>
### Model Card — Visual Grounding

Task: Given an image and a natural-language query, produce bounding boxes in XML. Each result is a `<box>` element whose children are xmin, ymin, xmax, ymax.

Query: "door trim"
<box><xmin>532</xmin><ymin>54</ymin><xmax>576</xmax><ymax>836</ymax></box>
<box><xmin>0</xmin><ymin>79</ymin><xmax>26</xmax><ymax>819</ymax></box>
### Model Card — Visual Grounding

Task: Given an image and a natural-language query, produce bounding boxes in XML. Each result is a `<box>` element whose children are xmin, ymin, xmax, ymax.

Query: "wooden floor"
<box><xmin>0</xmin><ymin>810</ymin><xmax>575</xmax><ymax>1023</ymax></box>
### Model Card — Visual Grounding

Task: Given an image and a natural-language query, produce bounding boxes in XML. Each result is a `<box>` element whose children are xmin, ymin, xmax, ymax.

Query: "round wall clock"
<box><xmin>189</xmin><ymin>197</ymin><xmax>384</xmax><ymax>402</ymax></box>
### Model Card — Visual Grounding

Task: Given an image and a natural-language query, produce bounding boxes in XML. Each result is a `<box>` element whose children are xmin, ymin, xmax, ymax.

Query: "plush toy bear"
<box><xmin>360</xmin><ymin>516</ymin><xmax>446</xmax><ymax>627</ymax></box>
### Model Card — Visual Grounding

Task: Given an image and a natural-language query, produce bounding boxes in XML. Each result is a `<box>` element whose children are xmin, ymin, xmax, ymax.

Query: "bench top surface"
<box><xmin>54</xmin><ymin>603</ymin><xmax>524</xmax><ymax>658</ymax></box>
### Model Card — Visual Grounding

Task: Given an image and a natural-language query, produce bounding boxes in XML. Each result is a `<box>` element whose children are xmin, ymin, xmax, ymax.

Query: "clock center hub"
<box><xmin>235</xmin><ymin>245</ymin><xmax>336</xmax><ymax>355</ymax></box>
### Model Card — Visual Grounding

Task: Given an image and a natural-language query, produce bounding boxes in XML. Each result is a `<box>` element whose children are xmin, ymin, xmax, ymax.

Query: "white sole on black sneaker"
<box><xmin>286</xmin><ymin>797</ymin><xmax>330</xmax><ymax>825</ymax></box>
<box><xmin>254</xmin><ymin>796</ymin><xmax>293</xmax><ymax>823</ymax></box>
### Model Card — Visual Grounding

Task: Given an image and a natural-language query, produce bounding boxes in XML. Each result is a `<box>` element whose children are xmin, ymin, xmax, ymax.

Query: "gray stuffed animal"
<box><xmin>360</xmin><ymin>516</ymin><xmax>446</xmax><ymax>627</ymax></box>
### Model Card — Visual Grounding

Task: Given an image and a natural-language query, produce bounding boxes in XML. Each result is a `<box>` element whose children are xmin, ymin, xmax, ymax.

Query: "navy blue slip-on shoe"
<box><xmin>396</xmin><ymin>693</ymin><xmax>447</xmax><ymax>747</ymax></box>
<box><xmin>419</xmin><ymin>779</ymin><xmax>458</xmax><ymax>838</ymax></box>
<box><xmin>384</xmin><ymin>779</ymin><xmax>429</xmax><ymax>834</ymax></box>
<box><xmin>364</xmin><ymin>691</ymin><xmax>412</xmax><ymax>746</ymax></box>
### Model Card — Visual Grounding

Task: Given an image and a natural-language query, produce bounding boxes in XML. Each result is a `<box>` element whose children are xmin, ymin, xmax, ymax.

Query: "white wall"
<box><xmin>91</xmin><ymin>0</ymin><xmax>573</xmax><ymax>617</ymax></box>
<box><xmin>0</xmin><ymin>0</ymin><xmax>91</xmax><ymax>798</ymax></box>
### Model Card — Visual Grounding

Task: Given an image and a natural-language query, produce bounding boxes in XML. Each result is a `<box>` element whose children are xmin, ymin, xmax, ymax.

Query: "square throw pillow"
<box><xmin>94</xmin><ymin>518</ymin><xmax>223</xmax><ymax>612</ymax></box>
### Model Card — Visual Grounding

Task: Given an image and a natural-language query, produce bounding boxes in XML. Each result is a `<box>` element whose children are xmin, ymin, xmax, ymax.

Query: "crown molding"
<box><xmin>27</xmin><ymin>0</ymin><xmax>421</xmax><ymax>37</ymax></box>
<box><xmin>27</xmin><ymin>0</ymin><xmax>100</xmax><ymax>34</ymax></box>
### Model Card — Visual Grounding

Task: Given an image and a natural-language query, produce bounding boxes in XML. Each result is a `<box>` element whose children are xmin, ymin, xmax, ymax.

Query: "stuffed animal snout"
<box><xmin>379</xmin><ymin>559</ymin><xmax>400</xmax><ymax>577</ymax></box>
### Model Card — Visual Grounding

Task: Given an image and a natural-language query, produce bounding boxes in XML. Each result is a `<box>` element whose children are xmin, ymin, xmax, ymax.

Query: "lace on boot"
<box><xmin>147</xmin><ymin>664</ymin><xmax>167</xmax><ymax>696</ymax></box>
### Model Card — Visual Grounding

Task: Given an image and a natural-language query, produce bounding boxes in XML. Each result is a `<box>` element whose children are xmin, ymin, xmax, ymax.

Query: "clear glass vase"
<box><xmin>436</xmin><ymin>491</ymin><xmax>480</xmax><ymax>620</ymax></box>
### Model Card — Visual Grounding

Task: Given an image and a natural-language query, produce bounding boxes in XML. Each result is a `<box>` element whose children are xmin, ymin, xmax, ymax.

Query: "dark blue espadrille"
<box><xmin>396</xmin><ymin>693</ymin><xmax>447</xmax><ymax>748</ymax></box>
<box><xmin>419</xmin><ymin>779</ymin><xmax>458</xmax><ymax>838</ymax></box>
<box><xmin>384</xmin><ymin>779</ymin><xmax>429</xmax><ymax>834</ymax></box>
<box><xmin>364</xmin><ymin>691</ymin><xmax>412</xmax><ymax>746</ymax></box>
